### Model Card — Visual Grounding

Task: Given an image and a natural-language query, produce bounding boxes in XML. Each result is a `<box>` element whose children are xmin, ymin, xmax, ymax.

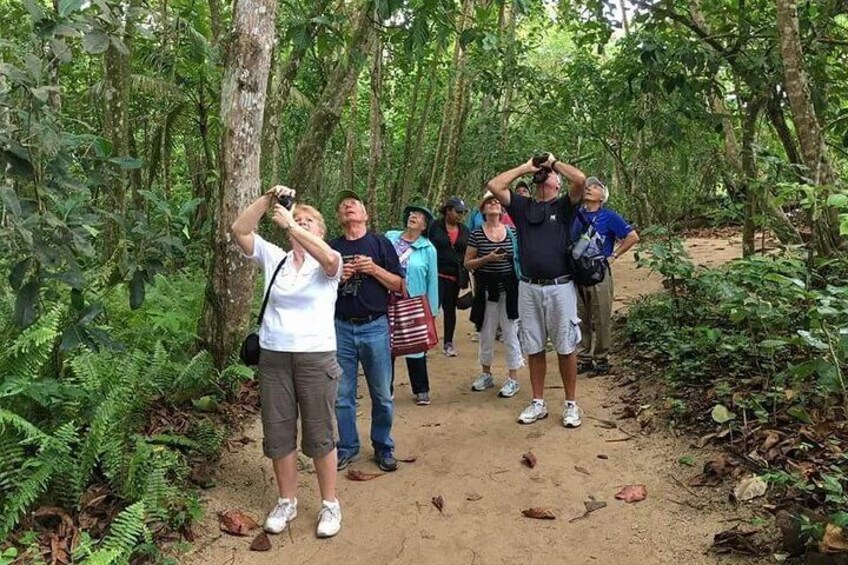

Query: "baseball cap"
<box><xmin>442</xmin><ymin>196</ymin><xmax>469</xmax><ymax>214</ymax></box>
<box><xmin>336</xmin><ymin>189</ymin><xmax>362</xmax><ymax>207</ymax></box>
<box><xmin>584</xmin><ymin>177</ymin><xmax>609</xmax><ymax>202</ymax></box>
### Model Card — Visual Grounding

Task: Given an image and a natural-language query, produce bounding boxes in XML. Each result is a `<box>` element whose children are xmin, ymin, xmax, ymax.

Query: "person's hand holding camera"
<box><xmin>485</xmin><ymin>248</ymin><xmax>508</xmax><ymax>264</ymax></box>
<box><xmin>267</xmin><ymin>185</ymin><xmax>296</xmax><ymax>230</ymax></box>
<box><xmin>352</xmin><ymin>255</ymin><xmax>377</xmax><ymax>275</ymax></box>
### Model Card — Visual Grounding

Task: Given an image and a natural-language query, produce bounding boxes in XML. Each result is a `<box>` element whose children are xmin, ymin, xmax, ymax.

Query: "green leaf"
<box><xmin>60</xmin><ymin>324</ymin><xmax>84</xmax><ymax>351</ymax></box>
<box><xmin>108</xmin><ymin>156</ymin><xmax>143</xmax><ymax>169</ymax></box>
<box><xmin>826</xmin><ymin>193</ymin><xmax>848</xmax><ymax>208</ymax></box>
<box><xmin>9</xmin><ymin>258</ymin><xmax>31</xmax><ymax>291</ymax></box>
<box><xmin>711</xmin><ymin>404</ymin><xmax>736</xmax><ymax>424</ymax></box>
<box><xmin>13</xmin><ymin>280</ymin><xmax>40</xmax><ymax>328</ymax></box>
<box><xmin>58</xmin><ymin>0</ymin><xmax>85</xmax><ymax>16</ymax></box>
<box><xmin>678</xmin><ymin>455</ymin><xmax>695</xmax><ymax>467</ymax></box>
<box><xmin>787</xmin><ymin>406</ymin><xmax>812</xmax><ymax>424</ymax></box>
<box><xmin>192</xmin><ymin>396</ymin><xmax>218</xmax><ymax>412</ymax></box>
<box><xmin>78</xmin><ymin>302</ymin><xmax>104</xmax><ymax>325</ymax></box>
<box><xmin>759</xmin><ymin>339</ymin><xmax>789</xmax><ymax>350</ymax></box>
<box><xmin>129</xmin><ymin>270</ymin><xmax>145</xmax><ymax>310</ymax></box>
<box><xmin>82</xmin><ymin>30</ymin><xmax>110</xmax><ymax>54</ymax></box>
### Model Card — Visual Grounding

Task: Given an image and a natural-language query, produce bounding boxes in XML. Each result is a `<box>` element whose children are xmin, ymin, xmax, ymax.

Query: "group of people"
<box><xmin>230</xmin><ymin>153</ymin><xmax>639</xmax><ymax>540</ymax></box>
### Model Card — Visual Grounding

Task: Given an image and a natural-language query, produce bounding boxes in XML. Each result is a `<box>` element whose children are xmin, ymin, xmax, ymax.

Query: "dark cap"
<box><xmin>441</xmin><ymin>196</ymin><xmax>468</xmax><ymax>214</ymax></box>
<box><xmin>403</xmin><ymin>204</ymin><xmax>435</xmax><ymax>227</ymax></box>
<box><xmin>336</xmin><ymin>189</ymin><xmax>362</xmax><ymax>207</ymax></box>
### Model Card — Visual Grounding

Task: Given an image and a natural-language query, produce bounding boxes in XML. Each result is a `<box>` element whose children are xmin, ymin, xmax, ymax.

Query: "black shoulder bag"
<box><xmin>239</xmin><ymin>256</ymin><xmax>288</xmax><ymax>366</ymax></box>
<box><xmin>570</xmin><ymin>210</ymin><xmax>608</xmax><ymax>288</ymax></box>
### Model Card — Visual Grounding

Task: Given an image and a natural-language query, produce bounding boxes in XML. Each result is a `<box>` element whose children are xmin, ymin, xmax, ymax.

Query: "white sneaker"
<box><xmin>471</xmin><ymin>372</ymin><xmax>494</xmax><ymax>391</ymax></box>
<box><xmin>562</xmin><ymin>402</ymin><xmax>582</xmax><ymax>428</ymax></box>
<box><xmin>316</xmin><ymin>500</ymin><xmax>342</xmax><ymax>538</ymax></box>
<box><xmin>264</xmin><ymin>497</ymin><xmax>297</xmax><ymax>534</ymax></box>
<box><xmin>518</xmin><ymin>400</ymin><xmax>548</xmax><ymax>424</ymax></box>
<box><xmin>498</xmin><ymin>377</ymin><xmax>520</xmax><ymax>398</ymax></box>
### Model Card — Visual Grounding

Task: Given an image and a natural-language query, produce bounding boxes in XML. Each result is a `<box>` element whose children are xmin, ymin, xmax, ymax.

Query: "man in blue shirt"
<box><xmin>330</xmin><ymin>190</ymin><xmax>403</xmax><ymax>472</ymax></box>
<box><xmin>571</xmin><ymin>177</ymin><xmax>639</xmax><ymax>376</ymax></box>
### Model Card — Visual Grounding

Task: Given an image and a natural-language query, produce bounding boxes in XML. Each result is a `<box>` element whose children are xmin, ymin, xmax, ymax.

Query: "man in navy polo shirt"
<box><xmin>486</xmin><ymin>154</ymin><xmax>587</xmax><ymax>429</ymax></box>
<box><xmin>330</xmin><ymin>190</ymin><xmax>403</xmax><ymax>472</ymax></box>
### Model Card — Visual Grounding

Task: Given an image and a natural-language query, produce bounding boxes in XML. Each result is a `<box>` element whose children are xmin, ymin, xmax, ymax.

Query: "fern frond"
<box><xmin>99</xmin><ymin>501</ymin><xmax>148</xmax><ymax>556</ymax></box>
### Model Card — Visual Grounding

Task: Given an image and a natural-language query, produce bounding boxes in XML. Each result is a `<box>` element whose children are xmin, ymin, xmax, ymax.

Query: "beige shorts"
<box><xmin>257</xmin><ymin>350</ymin><xmax>342</xmax><ymax>459</ymax></box>
<box><xmin>518</xmin><ymin>280</ymin><xmax>582</xmax><ymax>356</ymax></box>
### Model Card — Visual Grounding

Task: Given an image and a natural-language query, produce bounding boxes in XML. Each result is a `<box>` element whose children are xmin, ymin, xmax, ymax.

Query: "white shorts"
<box><xmin>518</xmin><ymin>280</ymin><xmax>581</xmax><ymax>356</ymax></box>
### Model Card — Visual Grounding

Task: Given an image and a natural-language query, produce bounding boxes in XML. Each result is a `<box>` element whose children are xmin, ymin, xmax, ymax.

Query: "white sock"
<box><xmin>322</xmin><ymin>499</ymin><xmax>339</xmax><ymax>508</ymax></box>
<box><xmin>532</xmin><ymin>398</ymin><xmax>545</xmax><ymax>405</ymax></box>
<box><xmin>278</xmin><ymin>497</ymin><xmax>296</xmax><ymax>506</ymax></box>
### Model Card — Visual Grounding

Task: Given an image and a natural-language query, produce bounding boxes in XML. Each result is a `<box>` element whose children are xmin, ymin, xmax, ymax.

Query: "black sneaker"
<box><xmin>337</xmin><ymin>453</ymin><xmax>360</xmax><ymax>471</ymax></box>
<box><xmin>375</xmin><ymin>452</ymin><xmax>398</xmax><ymax>472</ymax></box>
<box><xmin>577</xmin><ymin>360</ymin><xmax>595</xmax><ymax>374</ymax></box>
<box><xmin>591</xmin><ymin>360</ymin><xmax>611</xmax><ymax>376</ymax></box>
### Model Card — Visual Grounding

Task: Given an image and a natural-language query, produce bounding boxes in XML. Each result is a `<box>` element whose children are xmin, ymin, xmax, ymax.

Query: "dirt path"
<box><xmin>185</xmin><ymin>237</ymin><xmax>743</xmax><ymax>565</ymax></box>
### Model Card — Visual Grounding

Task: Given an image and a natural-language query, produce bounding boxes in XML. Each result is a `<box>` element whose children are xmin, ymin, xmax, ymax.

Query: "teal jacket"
<box><xmin>385</xmin><ymin>230</ymin><xmax>440</xmax><ymax>315</ymax></box>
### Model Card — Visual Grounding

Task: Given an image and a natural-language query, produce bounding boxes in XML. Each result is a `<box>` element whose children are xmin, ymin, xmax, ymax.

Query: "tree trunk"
<box><xmin>404</xmin><ymin>58</ymin><xmax>438</xmax><ymax>203</ymax></box>
<box><xmin>262</xmin><ymin>0</ymin><xmax>332</xmax><ymax>185</ymax></box>
<box><xmin>775</xmin><ymin>0</ymin><xmax>840</xmax><ymax>255</ymax></box>
<box><xmin>741</xmin><ymin>98</ymin><xmax>762</xmax><ymax>257</ymax></box>
<box><xmin>199</xmin><ymin>0</ymin><xmax>278</xmax><ymax>369</ymax></box>
<box><xmin>366</xmin><ymin>36</ymin><xmax>383</xmax><ymax>230</ymax></box>
<box><xmin>389</xmin><ymin>60</ymin><xmax>423</xmax><ymax>218</ymax></box>
<box><xmin>286</xmin><ymin>1</ymin><xmax>376</xmax><ymax>200</ymax></box>
<box><xmin>497</xmin><ymin>1</ymin><xmax>515</xmax><ymax>159</ymax></box>
<box><xmin>208</xmin><ymin>0</ymin><xmax>222</xmax><ymax>48</ymax></box>
<box><xmin>343</xmin><ymin>87</ymin><xmax>358</xmax><ymax>194</ymax></box>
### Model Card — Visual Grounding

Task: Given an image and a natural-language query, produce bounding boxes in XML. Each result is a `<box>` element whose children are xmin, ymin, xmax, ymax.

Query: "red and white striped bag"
<box><xmin>387</xmin><ymin>286</ymin><xmax>438</xmax><ymax>357</ymax></box>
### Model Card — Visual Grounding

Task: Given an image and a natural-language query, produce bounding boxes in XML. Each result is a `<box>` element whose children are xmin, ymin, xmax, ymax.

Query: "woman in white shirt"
<box><xmin>232</xmin><ymin>186</ymin><xmax>344</xmax><ymax>539</ymax></box>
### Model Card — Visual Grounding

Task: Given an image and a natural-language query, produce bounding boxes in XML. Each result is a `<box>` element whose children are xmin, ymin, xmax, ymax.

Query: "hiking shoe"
<box><xmin>416</xmin><ymin>392</ymin><xmax>431</xmax><ymax>406</ymax></box>
<box><xmin>444</xmin><ymin>342</ymin><xmax>457</xmax><ymax>357</ymax></box>
<box><xmin>471</xmin><ymin>372</ymin><xmax>494</xmax><ymax>391</ymax></box>
<box><xmin>562</xmin><ymin>402</ymin><xmax>582</xmax><ymax>428</ymax></box>
<box><xmin>375</xmin><ymin>452</ymin><xmax>398</xmax><ymax>472</ymax></box>
<box><xmin>336</xmin><ymin>453</ymin><xmax>360</xmax><ymax>471</ymax></box>
<box><xmin>264</xmin><ymin>497</ymin><xmax>297</xmax><ymax>534</ymax></box>
<box><xmin>577</xmin><ymin>359</ymin><xmax>595</xmax><ymax>374</ymax></box>
<box><xmin>316</xmin><ymin>500</ymin><xmax>342</xmax><ymax>538</ymax></box>
<box><xmin>591</xmin><ymin>360</ymin><xmax>611</xmax><ymax>376</ymax></box>
<box><xmin>498</xmin><ymin>377</ymin><xmax>520</xmax><ymax>398</ymax></box>
<box><xmin>518</xmin><ymin>400</ymin><xmax>548</xmax><ymax>424</ymax></box>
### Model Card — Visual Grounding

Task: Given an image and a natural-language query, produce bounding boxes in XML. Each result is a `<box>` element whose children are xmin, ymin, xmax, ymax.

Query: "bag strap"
<box><xmin>256</xmin><ymin>255</ymin><xmax>288</xmax><ymax>325</ymax></box>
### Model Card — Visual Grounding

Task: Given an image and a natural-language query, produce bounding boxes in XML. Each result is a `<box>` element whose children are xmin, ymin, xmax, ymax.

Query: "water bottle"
<box><xmin>572</xmin><ymin>232</ymin><xmax>591</xmax><ymax>259</ymax></box>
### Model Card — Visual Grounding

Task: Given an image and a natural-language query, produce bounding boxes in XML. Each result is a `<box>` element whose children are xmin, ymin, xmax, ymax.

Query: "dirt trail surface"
<box><xmin>185</xmin><ymin>237</ymin><xmax>743</xmax><ymax>565</ymax></box>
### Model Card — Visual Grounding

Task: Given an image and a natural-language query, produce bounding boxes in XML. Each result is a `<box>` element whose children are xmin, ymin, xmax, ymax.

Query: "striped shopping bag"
<box><xmin>387</xmin><ymin>290</ymin><xmax>438</xmax><ymax>357</ymax></box>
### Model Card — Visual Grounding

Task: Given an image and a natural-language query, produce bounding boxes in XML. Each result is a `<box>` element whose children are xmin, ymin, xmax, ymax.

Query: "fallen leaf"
<box><xmin>733</xmin><ymin>476</ymin><xmax>767</xmax><ymax>502</ymax></box>
<box><xmin>218</xmin><ymin>510</ymin><xmax>259</xmax><ymax>536</ymax></box>
<box><xmin>397</xmin><ymin>456</ymin><xmax>417</xmax><ymax>463</ymax></box>
<box><xmin>689</xmin><ymin>454</ymin><xmax>732</xmax><ymax>487</ymax></box>
<box><xmin>711</xmin><ymin>404</ymin><xmax>736</xmax><ymax>424</ymax></box>
<box><xmin>761</xmin><ymin>430</ymin><xmax>781</xmax><ymax>452</ymax></box>
<box><xmin>346</xmin><ymin>469</ymin><xmax>384</xmax><ymax>481</ymax></box>
<box><xmin>431</xmin><ymin>495</ymin><xmax>445</xmax><ymax>514</ymax></box>
<box><xmin>597</xmin><ymin>454</ymin><xmax>609</xmax><ymax>460</ymax></box>
<box><xmin>712</xmin><ymin>526</ymin><xmax>762</xmax><ymax>555</ymax></box>
<box><xmin>574</xmin><ymin>466</ymin><xmax>591</xmax><ymax>476</ymax></box>
<box><xmin>466</xmin><ymin>493</ymin><xmax>483</xmax><ymax>502</ymax></box>
<box><xmin>193</xmin><ymin>395</ymin><xmax>219</xmax><ymax>413</ymax></box>
<box><xmin>522</xmin><ymin>507</ymin><xmax>556</xmax><ymax>520</ymax></box>
<box><xmin>584</xmin><ymin>498</ymin><xmax>607</xmax><ymax>513</ymax></box>
<box><xmin>522</xmin><ymin>451</ymin><xmax>537</xmax><ymax>468</ymax></box>
<box><xmin>250</xmin><ymin>531</ymin><xmax>272</xmax><ymax>551</ymax></box>
<box><xmin>821</xmin><ymin>524</ymin><xmax>848</xmax><ymax>553</ymax></box>
<box><xmin>48</xmin><ymin>532</ymin><xmax>69</xmax><ymax>564</ymax></box>
<box><xmin>615</xmin><ymin>484</ymin><xmax>647</xmax><ymax>503</ymax></box>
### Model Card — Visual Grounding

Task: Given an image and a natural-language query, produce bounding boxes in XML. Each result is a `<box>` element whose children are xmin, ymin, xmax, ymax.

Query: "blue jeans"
<box><xmin>335</xmin><ymin>316</ymin><xmax>395</xmax><ymax>458</ymax></box>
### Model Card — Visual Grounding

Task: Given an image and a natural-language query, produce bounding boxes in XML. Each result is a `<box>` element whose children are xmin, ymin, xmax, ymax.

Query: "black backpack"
<box><xmin>569</xmin><ymin>210</ymin><xmax>608</xmax><ymax>287</ymax></box>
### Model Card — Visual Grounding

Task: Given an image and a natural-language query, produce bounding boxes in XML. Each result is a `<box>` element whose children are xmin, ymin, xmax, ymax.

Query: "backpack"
<box><xmin>570</xmin><ymin>210</ymin><xmax>607</xmax><ymax>287</ymax></box>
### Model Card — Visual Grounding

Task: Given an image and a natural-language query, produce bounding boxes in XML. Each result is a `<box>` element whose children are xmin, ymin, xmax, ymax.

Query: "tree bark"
<box><xmin>286</xmin><ymin>1</ymin><xmax>376</xmax><ymax>200</ymax></box>
<box><xmin>775</xmin><ymin>0</ymin><xmax>840</xmax><ymax>255</ymax></box>
<box><xmin>389</xmin><ymin>60</ymin><xmax>423</xmax><ymax>218</ymax></box>
<box><xmin>366</xmin><ymin>36</ymin><xmax>383</xmax><ymax>230</ymax></box>
<box><xmin>497</xmin><ymin>1</ymin><xmax>515</xmax><ymax>159</ymax></box>
<box><xmin>741</xmin><ymin>98</ymin><xmax>762</xmax><ymax>257</ymax></box>
<box><xmin>199</xmin><ymin>0</ymin><xmax>278</xmax><ymax>369</ymax></box>
<box><xmin>343</xmin><ymin>87</ymin><xmax>358</xmax><ymax>194</ymax></box>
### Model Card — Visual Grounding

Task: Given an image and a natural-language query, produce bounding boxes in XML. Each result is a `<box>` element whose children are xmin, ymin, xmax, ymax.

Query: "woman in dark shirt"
<box><xmin>427</xmin><ymin>196</ymin><xmax>470</xmax><ymax>357</ymax></box>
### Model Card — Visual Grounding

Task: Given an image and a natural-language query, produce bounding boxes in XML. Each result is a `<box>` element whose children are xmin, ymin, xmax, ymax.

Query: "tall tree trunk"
<box><xmin>208</xmin><ymin>0</ymin><xmax>222</xmax><ymax>48</ymax></box>
<box><xmin>286</xmin><ymin>1</ymin><xmax>376</xmax><ymax>200</ymax></box>
<box><xmin>741</xmin><ymin>98</ymin><xmax>762</xmax><ymax>257</ymax></box>
<box><xmin>497</xmin><ymin>1</ymin><xmax>515</xmax><ymax>159</ymax></box>
<box><xmin>101</xmin><ymin>4</ymin><xmax>134</xmax><ymax>259</ymax></box>
<box><xmin>199</xmin><ymin>0</ymin><xmax>278</xmax><ymax>369</ymax></box>
<box><xmin>194</xmin><ymin>70</ymin><xmax>216</xmax><ymax>232</ymax></box>
<box><xmin>775</xmin><ymin>0</ymin><xmax>840</xmax><ymax>255</ymax></box>
<box><xmin>389</xmin><ymin>60</ymin><xmax>423</xmax><ymax>218</ymax></box>
<box><xmin>343</xmin><ymin>87</ymin><xmax>358</xmax><ymax>194</ymax></box>
<box><xmin>404</xmin><ymin>57</ymin><xmax>438</xmax><ymax>202</ymax></box>
<box><xmin>366</xmin><ymin>36</ymin><xmax>383</xmax><ymax>230</ymax></box>
<box><xmin>262</xmin><ymin>0</ymin><xmax>332</xmax><ymax>185</ymax></box>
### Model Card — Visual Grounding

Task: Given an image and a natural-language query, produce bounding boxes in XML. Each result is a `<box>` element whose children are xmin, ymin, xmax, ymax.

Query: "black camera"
<box><xmin>277</xmin><ymin>194</ymin><xmax>294</xmax><ymax>210</ymax></box>
<box><xmin>532</xmin><ymin>153</ymin><xmax>550</xmax><ymax>167</ymax></box>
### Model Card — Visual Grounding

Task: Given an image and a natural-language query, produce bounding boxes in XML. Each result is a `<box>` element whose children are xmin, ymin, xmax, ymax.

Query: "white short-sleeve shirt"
<box><xmin>248</xmin><ymin>234</ymin><xmax>342</xmax><ymax>352</ymax></box>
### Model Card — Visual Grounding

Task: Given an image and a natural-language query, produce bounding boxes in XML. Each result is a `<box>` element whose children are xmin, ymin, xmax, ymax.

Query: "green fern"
<box><xmin>79</xmin><ymin>501</ymin><xmax>148</xmax><ymax>564</ymax></box>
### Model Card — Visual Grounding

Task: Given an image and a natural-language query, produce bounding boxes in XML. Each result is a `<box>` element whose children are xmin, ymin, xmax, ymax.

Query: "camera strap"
<box><xmin>256</xmin><ymin>255</ymin><xmax>288</xmax><ymax>326</ymax></box>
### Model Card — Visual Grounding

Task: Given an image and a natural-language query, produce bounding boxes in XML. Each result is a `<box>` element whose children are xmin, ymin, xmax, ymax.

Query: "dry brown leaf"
<box><xmin>345</xmin><ymin>469</ymin><xmax>384</xmax><ymax>481</ymax></box>
<box><xmin>574</xmin><ymin>466</ymin><xmax>591</xmax><ymax>476</ymax></box>
<box><xmin>432</xmin><ymin>495</ymin><xmax>445</xmax><ymax>514</ymax></box>
<box><xmin>597</xmin><ymin>454</ymin><xmax>609</xmax><ymax>460</ymax></box>
<box><xmin>689</xmin><ymin>454</ymin><xmax>732</xmax><ymax>487</ymax></box>
<box><xmin>522</xmin><ymin>451</ymin><xmax>538</xmax><ymax>468</ymax></box>
<box><xmin>761</xmin><ymin>430</ymin><xmax>781</xmax><ymax>452</ymax></box>
<box><xmin>397</xmin><ymin>456</ymin><xmax>417</xmax><ymax>463</ymax></box>
<box><xmin>466</xmin><ymin>493</ymin><xmax>483</xmax><ymax>502</ymax></box>
<box><xmin>615</xmin><ymin>484</ymin><xmax>647</xmax><ymax>503</ymax></box>
<box><xmin>218</xmin><ymin>510</ymin><xmax>259</xmax><ymax>536</ymax></box>
<box><xmin>712</xmin><ymin>526</ymin><xmax>762</xmax><ymax>556</ymax></box>
<box><xmin>250</xmin><ymin>531</ymin><xmax>272</xmax><ymax>551</ymax></box>
<box><xmin>733</xmin><ymin>476</ymin><xmax>767</xmax><ymax>502</ymax></box>
<box><xmin>821</xmin><ymin>524</ymin><xmax>848</xmax><ymax>553</ymax></box>
<box><xmin>522</xmin><ymin>507</ymin><xmax>556</xmax><ymax>520</ymax></box>
<box><xmin>48</xmin><ymin>532</ymin><xmax>70</xmax><ymax>565</ymax></box>
<box><xmin>584</xmin><ymin>498</ymin><xmax>607</xmax><ymax>513</ymax></box>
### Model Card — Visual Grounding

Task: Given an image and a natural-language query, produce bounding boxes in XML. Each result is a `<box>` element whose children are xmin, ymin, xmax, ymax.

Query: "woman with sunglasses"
<box><xmin>427</xmin><ymin>196</ymin><xmax>470</xmax><ymax>357</ymax></box>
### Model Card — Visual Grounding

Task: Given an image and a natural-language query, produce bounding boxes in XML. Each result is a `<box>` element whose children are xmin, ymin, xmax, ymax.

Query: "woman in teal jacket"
<box><xmin>386</xmin><ymin>205</ymin><xmax>440</xmax><ymax>406</ymax></box>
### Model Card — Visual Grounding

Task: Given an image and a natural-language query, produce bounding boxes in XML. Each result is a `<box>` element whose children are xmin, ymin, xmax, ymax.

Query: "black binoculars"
<box><xmin>532</xmin><ymin>153</ymin><xmax>550</xmax><ymax>167</ymax></box>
